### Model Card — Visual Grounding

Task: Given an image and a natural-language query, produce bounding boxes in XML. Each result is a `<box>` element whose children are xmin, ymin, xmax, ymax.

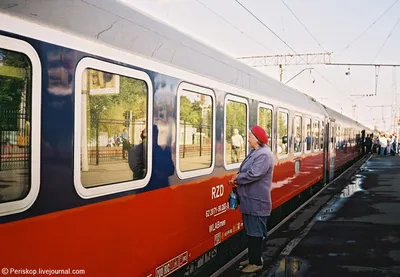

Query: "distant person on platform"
<box><xmin>229</xmin><ymin>126</ymin><xmax>274</xmax><ymax>274</ymax></box>
<box><xmin>231</xmin><ymin>128</ymin><xmax>244</xmax><ymax>163</ymax></box>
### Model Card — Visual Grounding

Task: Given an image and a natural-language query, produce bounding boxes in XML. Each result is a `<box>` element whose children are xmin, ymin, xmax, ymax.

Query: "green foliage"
<box><xmin>226</xmin><ymin>101</ymin><xmax>246</xmax><ymax>141</ymax></box>
<box><xmin>278</xmin><ymin>112</ymin><xmax>288</xmax><ymax>139</ymax></box>
<box><xmin>0</xmin><ymin>49</ymin><xmax>30</xmax><ymax>110</ymax></box>
<box><xmin>87</xmin><ymin>73</ymin><xmax>147</xmax><ymax>140</ymax></box>
<box><xmin>259</xmin><ymin>108</ymin><xmax>272</xmax><ymax>136</ymax></box>
<box><xmin>0</xmin><ymin>77</ymin><xmax>25</xmax><ymax>108</ymax></box>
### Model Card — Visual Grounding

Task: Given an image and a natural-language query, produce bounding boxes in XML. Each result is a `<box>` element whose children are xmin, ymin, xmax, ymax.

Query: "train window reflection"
<box><xmin>294</xmin><ymin>115</ymin><xmax>302</xmax><ymax>153</ymax></box>
<box><xmin>278</xmin><ymin>111</ymin><xmax>288</xmax><ymax>156</ymax></box>
<box><xmin>313</xmin><ymin>120</ymin><xmax>320</xmax><ymax>151</ymax></box>
<box><xmin>226</xmin><ymin>100</ymin><xmax>247</xmax><ymax>165</ymax></box>
<box><xmin>320</xmin><ymin>124</ymin><xmax>324</xmax><ymax>150</ymax></box>
<box><xmin>0</xmin><ymin>48</ymin><xmax>31</xmax><ymax>204</ymax></box>
<box><xmin>80</xmin><ymin>68</ymin><xmax>148</xmax><ymax>187</ymax></box>
<box><xmin>306</xmin><ymin>118</ymin><xmax>311</xmax><ymax>151</ymax></box>
<box><xmin>178</xmin><ymin>90</ymin><xmax>213</xmax><ymax>172</ymax></box>
<box><xmin>258</xmin><ymin>106</ymin><xmax>272</xmax><ymax>147</ymax></box>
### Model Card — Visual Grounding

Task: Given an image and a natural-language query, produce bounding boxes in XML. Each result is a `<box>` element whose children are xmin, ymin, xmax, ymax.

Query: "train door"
<box><xmin>328</xmin><ymin>120</ymin><xmax>336</xmax><ymax>182</ymax></box>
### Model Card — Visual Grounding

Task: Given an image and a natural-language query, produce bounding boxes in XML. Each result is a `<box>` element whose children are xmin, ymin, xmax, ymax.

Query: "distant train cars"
<box><xmin>0</xmin><ymin>2</ymin><xmax>372</xmax><ymax>277</ymax></box>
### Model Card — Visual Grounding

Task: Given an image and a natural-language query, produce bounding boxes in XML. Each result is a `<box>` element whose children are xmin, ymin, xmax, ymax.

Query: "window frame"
<box><xmin>0</xmin><ymin>35</ymin><xmax>41</xmax><ymax>216</ymax></box>
<box><xmin>257</xmin><ymin>103</ymin><xmax>274</xmax><ymax>151</ymax></box>
<box><xmin>293</xmin><ymin>113</ymin><xmax>303</xmax><ymax>156</ymax></box>
<box><xmin>277</xmin><ymin>108</ymin><xmax>289</xmax><ymax>160</ymax></box>
<box><xmin>74</xmin><ymin>57</ymin><xmax>153</xmax><ymax>199</ymax></box>
<box><xmin>224</xmin><ymin>94</ymin><xmax>249</xmax><ymax>170</ymax></box>
<box><xmin>176</xmin><ymin>83</ymin><xmax>216</xmax><ymax>179</ymax></box>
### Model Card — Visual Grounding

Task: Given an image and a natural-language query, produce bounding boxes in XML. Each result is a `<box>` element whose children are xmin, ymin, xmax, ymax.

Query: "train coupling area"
<box><xmin>214</xmin><ymin>154</ymin><xmax>400</xmax><ymax>277</ymax></box>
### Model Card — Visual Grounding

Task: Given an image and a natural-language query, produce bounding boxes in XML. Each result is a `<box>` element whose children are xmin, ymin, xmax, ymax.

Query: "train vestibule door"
<box><xmin>328</xmin><ymin>120</ymin><xmax>336</xmax><ymax>182</ymax></box>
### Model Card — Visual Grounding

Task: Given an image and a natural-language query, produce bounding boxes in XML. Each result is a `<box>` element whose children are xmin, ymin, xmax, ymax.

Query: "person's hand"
<box><xmin>229</xmin><ymin>174</ymin><xmax>238</xmax><ymax>187</ymax></box>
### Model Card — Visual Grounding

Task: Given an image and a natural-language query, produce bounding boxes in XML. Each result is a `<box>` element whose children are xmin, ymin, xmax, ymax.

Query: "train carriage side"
<box><xmin>324</xmin><ymin>106</ymin><xmax>365</xmax><ymax>175</ymax></box>
<box><xmin>0</xmin><ymin>3</ymin><xmax>369</xmax><ymax>277</ymax></box>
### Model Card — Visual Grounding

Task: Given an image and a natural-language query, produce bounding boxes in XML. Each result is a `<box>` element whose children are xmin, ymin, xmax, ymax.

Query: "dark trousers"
<box><xmin>248</xmin><ymin>236</ymin><xmax>263</xmax><ymax>266</ymax></box>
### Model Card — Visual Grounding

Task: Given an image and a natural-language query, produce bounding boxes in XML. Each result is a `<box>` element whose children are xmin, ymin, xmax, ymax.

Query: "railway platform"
<box><xmin>216</xmin><ymin>154</ymin><xmax>400</xmax><ymax>277</ymax></box>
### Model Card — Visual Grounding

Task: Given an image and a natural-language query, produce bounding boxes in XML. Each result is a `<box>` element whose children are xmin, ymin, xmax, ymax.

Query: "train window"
<box><xmin>320</xmin><ymin>123</ymin><xmax>325</xmax><ymax>150</ymax></box>
<box><xmin>176</xmin><ymin>83</ymin><xmax>215</xmax><ymax>179</ymax></box>
<box><xmin>258</xmin><ymin>104</ymin><xmax>273</xmax><ymax>148</ymax></box>
<box><xmin>278</xmin><ymin>111</ymin><xmax>288</xmax><ymax>156</ymax></box>
<box><xmin>224</xmin><ymin>95</ymin><xmax>248</xmax><ymax>169</ymax></box>
<box><xmin>336</xmin><ymin>125</ymin><xmax>341</xmax><ymax>149</ymax></box>
<box><xmin>294</xmin><ymin>115</ymin><xmax>302</xmax><ymax>153</ymax></box>
<box><xmin>305</xmin><ymin>118</ymin><xmax>312</xmax><ymax>152</ymax></box>
<box><xmin>0</xmin><ymin>36</ymin><xmax>41</xmax><ymax>216</ymax></box>
<box><xmin>74</xmin><ymin>58</ymin><xmax>153</xmax><ymax>198</ymax></box>
<box><xmin>313</xmin><ymin>120</ymin><xmax>320</xmax><ymax>151</ymax></box>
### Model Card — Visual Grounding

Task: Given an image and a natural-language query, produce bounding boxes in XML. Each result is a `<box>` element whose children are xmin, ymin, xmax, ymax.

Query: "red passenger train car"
<box><xmin>0</xmin><ymin>2</ymin><xmax>372</xmax><ymax>277</ymax></box>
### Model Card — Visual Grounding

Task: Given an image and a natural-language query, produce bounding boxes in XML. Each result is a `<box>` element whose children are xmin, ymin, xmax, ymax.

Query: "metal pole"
<box><xmin>96</xmin><ymin>118</ymin><xmax>99</xmax><ymax>166</ymax></box>
<box><xmin>183</xmin><ymin>121</ymin><xmax>186</xmax><ymax>158</ymax></box>
<box><xmin>199</xmin><ymin>125</ymin><xmax>202</xmax><ymax>157</ymax></box>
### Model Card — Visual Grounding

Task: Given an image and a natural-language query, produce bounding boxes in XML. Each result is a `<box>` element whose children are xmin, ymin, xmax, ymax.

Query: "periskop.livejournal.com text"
<box><xmin>1</xmin><ymin>268</ymin><xmax>86</xmax><ymax>276</ymax></box>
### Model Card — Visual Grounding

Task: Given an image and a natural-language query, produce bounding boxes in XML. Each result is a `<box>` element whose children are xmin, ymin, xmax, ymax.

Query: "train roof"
<box><xmin>1</xmin><ymin>0</ymin><xmax>330</xmax><ymax>117</ymax></box>
<box><xmin>323</xmin><ymin>105</ymin><xmax>367</xmax><ymax>129</ymax></box>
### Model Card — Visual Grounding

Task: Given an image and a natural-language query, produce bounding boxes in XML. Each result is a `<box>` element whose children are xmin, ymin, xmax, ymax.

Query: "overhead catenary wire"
<box><xmin>194</xmin><ymin>0</ymin><xmax>274</xmax><ymax>53</ymax></box>
<box><xmin>233</xmin><ymin>0</ymin><xmax>353</xmax><ymax>103</ymax></box>
<box><xmin>336</xmin><ymin>0</ymin><xmax>399</xmax><ymax>58</ymax></box>
<box><xmin>371</xmin><ymin>16</ymin><xmax>400</xmax><ymax>62</ymax></box>
<box><xmin>280</xmin><ymin>0</ymin><xmax>328</xmax><ymax>53</ymax></box>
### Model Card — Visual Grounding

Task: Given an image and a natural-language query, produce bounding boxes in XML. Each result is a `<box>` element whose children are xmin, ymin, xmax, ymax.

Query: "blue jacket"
<box><xmin>237</xmin><ymin>146</ymin><xmax>274</xmax><ymax>216</ymax></box>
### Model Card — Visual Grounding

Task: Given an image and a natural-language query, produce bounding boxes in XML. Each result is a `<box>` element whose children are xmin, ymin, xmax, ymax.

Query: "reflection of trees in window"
<box><xmin>0</xmin><ymin>48</ymin><xmax>31</xmax><ymax>203</ymax></box>
<box><xmin>294</xmin><ymin>116</ymin><xmax>302</xmax><ymax>153</ymax></box>
<box><xmin>87</xmin><ymin>71</ymin><xmax>147</xmax><ymax>144</ymax></box>
<box><xmin>82</xmin><ymin>69</ymin><xmax>148</xmax><ymax>188</ymax></box>
<box><xmin>179</xmin><ymin>91</ymin><xmax>213</xmax><ymax>172</ymax></box>
<box><xmin>259</xmin><ymin>107</ymin><xmax>272</xmax><ymax>146</ymax></box>
<box><xmin>278</xmin><ymin>112</ymin><xmax>288</xmax><ymax>155</ymax></box>
<box><xmin>226</xmin><ymin>101</ymin><xmax>247</xmax><ymax>164</ymax></box>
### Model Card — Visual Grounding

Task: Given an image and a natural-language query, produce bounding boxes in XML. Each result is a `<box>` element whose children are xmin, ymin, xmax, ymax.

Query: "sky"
<box><xmin>121</xmin><ymin>0</ymin><xmax>400</xmax><ymax>132</ymax></box>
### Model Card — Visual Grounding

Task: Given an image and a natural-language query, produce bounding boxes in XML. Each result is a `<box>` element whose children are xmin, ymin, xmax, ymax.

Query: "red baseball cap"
<box><xmin>250</xmin><ymin>125</ymin><xmax>269</xmax><ymax>144</ymax></box>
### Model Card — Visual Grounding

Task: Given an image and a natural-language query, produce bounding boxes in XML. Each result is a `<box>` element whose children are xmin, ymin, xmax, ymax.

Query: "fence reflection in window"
<box><xmin>179</xmin><ymin>90</ymin><xmax>213</xmax><ymax>172</ymax></box>
<box><xmin>0</xmin><ymin>48</ymin><xmax>31</xmax><ymax>203</ymax></box>
<box><xmin>278</xmin><ymin>111</ymin><xmax>288</xmax><ymax>156</ymax></box>
<box><xmin>226</xmin><ymin>101</ymin><xmax>247</xmax><ymax>164</ymax></box>
<box><xmin>80</xmin><ymin>68</ymin><xmax>148</xmax><ymax>187</ymax></box>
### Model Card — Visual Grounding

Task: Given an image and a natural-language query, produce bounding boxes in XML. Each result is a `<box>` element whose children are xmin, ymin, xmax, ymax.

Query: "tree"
<box><xmin>226</xmin><ymin>102</ymin><xmax>246</xmax><ymax>141</ymax></box>
<box><xmin>86</xmin><ymin>72</ymin><xmax>147</xmax><ymax>141</ymax></box>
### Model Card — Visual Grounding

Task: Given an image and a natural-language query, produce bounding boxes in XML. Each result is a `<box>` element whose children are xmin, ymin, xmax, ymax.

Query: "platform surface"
<box><xmin>219</xmin><ymin>154</ymin><xmax>400</xmax><ymax>277</ymax></box>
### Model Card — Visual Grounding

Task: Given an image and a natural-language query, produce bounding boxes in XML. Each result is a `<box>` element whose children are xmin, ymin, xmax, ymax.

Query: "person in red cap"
<box><xmin>229</xmin><ymin>125</ymin><xmax>274</xmax><ymax>273</ymax></box>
